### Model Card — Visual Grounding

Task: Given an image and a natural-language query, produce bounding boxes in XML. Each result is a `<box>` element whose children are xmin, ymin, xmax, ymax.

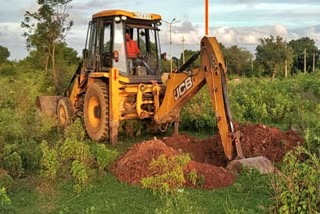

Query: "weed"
<box><xmin>93</xmin><ymin>144</ymin><xmax>119</xmax><ymax>174</ymax></box>
<box><xmin>272</xmin><ymin>146</ymin><xmax>320</xmax><ymax>213</ymax></box>
<box><xmin>0</xmin><ymin>186</ymin><xmax>11</xmax><ymax>207</ymax></box>
<box><xmin>141</xmin><ymin>153</ymin><xmax>190</xmax><ymax>194</ymax></box>
<box><xmin>3</xmin><ymin>144</ymin><xmax>23</xmax><ymax>177</ymax></box>
<box><xmin>40</xmin><ymin>140</ymin><xmax>59</xmax><ymax>180</ymax></box>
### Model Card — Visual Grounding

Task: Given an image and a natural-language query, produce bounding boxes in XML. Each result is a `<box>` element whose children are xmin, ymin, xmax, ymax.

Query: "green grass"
<box><xmin>4</xmin><ymin>173</ymin><xmax>273</xmax><ymax>214</ymax></box>
<box><xmin>3</xmin><ymin>161</ymin><xmax>273</xmax><ymax>214</ymax></box>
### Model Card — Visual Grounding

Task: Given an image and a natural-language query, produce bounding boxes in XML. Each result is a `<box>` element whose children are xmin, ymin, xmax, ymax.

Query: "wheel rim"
<box><xmin>87</xmin><ymin>96</ymin><xmax>100</xmax><ymax>128</ymax></box>
<box><xmin>58</xmin><ymin>105</ymin><xmax>67</xmax><ymax>125</ymax></box>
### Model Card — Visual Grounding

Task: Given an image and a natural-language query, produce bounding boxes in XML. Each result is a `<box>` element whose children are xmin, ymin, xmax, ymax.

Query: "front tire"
<box><xmin>57</xmin><ymin>97</ymin><xmax>74</xmax><ymax>127</ymax></box>
<box><xmin>84</xmin><ymin>82</ymin><xmax>109</xmax><ymax>141</ymax></box>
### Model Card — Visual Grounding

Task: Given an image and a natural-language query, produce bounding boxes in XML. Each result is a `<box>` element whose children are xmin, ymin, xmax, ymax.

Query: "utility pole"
<box><xmin>304</xmin><ymin>48</ymin><xmax>307</xmax><ymax>73</ymax></box>
<box><xmin>285</xmin><ymin>59</ymin><xmax>288</xmax><ymax>78</ymax></box>
<box><xmin>163</xmin><ymin>18</ymin><xmax>181</xmax><ymax>72</ymax></box>
<box><xmin>313</xmin><ymin>52</ymin><xmax>315</xmax><ymax>73</ymax></box>
<box><xmin>181</xmin><ymin>36</ymin><xmax>185</xmax><ymax>64</ymax></box>
<box><xmin>205</xmin><ymin>0</ymin><xmax>209</xmax><ymax>35</ymax></box>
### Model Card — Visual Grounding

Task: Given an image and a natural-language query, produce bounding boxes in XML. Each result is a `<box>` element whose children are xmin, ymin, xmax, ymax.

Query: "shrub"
<box><xmin>64</xmin><ymin>118</ymin><xmax>85</xmax><ymax>141</ymax></box>
<box><xmin>0</xmin><ymin>186</ymin><xmax>11</xmax><ymax>207</ymax></box>
<box><xmin>40</xmin><ymin>141</ymin><xmax>59</xmax><ymax>180</ymax></box>
<box><xmin>93</xmin><ymin>144</ymin><xmax>118</xmax><ymax>174</ymax></box>
<box><xmin>3</xmin><ymin>144</ymin><xmax>23</xmax><ymax>177</ymax></box>
<box><xmin>0</xmin><ymin>63</ymin><xmax>16</xmax><ymax>76</ymax></box>
<box><xmin>18</xmin><ymin>139</ymin><xmax>41</xmax><ymax>172</ymax></box>
<box><xmin>71</xmin><ymin>160</ymin><xmax>90</xmax><ymax>193</ymax></box>
<box><xmin>180</xmin><ymin>88</ymin><xmax>217</xmax><ymax>131</ymax></box>
<box><xmin>60</xmin><ymin>139</ymin><xmax>93</xmax><ymax>165</ymax></box>
<box><xmin>272</xmin><ymin>146</ymin><xmax>320</xmax><ymax>213</ymax></box>
<box><xmin>186</xmin><ymin>169</ymin><xmax>205</xmax><ymax>188</ymax></box>
<box><xmin>141</xmin><ymin>153</ymin><xmax>191</xmax><ymax>194</ymax></box>
<box><xmin>0</xmin><ymin>169</ymin><xmax>13</xmax><ymax>191</ymax></box>
<box><xmin>119</xmin><ymin>119</ymin><xmax>145</xmax><ymax>137</ymax></box>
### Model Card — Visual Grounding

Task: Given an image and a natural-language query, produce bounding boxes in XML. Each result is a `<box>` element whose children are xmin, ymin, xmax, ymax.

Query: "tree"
<box><xmin>255</xmin><ymin>35</ymin><xmax>294</xmax><ymax>79</ymax></box>
<box><xmin>0</xmin><ymin>45</ymin><xmax>10</xmax><ymax>65</ymax></box>
<box><xmin>222</xmin><ymin>45</ymin><xmax>253</xmax><ymax>77</ymax></box>
<box><xmin>288</xmin><ymin>37</ymin><xmax>319</xmax><ymax>73</ymax></box>
<box><xmin>21</xmin><ymin>0</ymin><xmax>73</xmax><ymax>86</ymax></box>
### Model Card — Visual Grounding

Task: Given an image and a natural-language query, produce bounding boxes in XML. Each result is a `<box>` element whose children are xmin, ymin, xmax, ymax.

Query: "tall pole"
<box><xmin>169</xmin><ymin>23</ymin><xmax>172</xmax><ymax>71</ymax></box>
<box><xmin>313</xmin><ymin>52</ymin><xmax>315</xmax><ymax>73</ymax></box>
<box><xmin>182</xmin><ymin>36</ymin><xmax>185</xmax><ymax>64</ymax></box>
<box><xmin>304</xmin><ymin>48</ymin><xmax>307</xmax><ymax>73</ymax></box>
<box><xmin>163</xmin><ymin>18</ymin><xmax>181</xmax><ymax>72</ymax></box>
<box><xmin>205</xmin><ymin>0</ymin><xmax>208</xmax><ymax>35</ymax></box>
<box><xmin>285</xmin><ymin>59</ymin><xmax>288</xmax><ymax>78</ymax></box>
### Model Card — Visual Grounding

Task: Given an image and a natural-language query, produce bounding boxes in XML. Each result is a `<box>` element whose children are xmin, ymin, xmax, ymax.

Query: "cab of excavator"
<box><xmin>82</xmin><ymin>10</ymin><xmax>163</xmax><ymax>83</ymax></box>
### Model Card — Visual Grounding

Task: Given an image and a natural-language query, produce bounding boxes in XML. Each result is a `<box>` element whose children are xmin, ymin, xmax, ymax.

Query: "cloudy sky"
<box><xmin>1</xmin><ymin>0</ymin><xmax>320</xmax><ymax>60</ymax></box>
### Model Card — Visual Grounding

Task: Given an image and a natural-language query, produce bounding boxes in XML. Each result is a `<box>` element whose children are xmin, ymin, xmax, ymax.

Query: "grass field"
<box><xmin>1</xmin><ymin>134</ymin><xmax>274</xmax><ymax>214</ymax></box>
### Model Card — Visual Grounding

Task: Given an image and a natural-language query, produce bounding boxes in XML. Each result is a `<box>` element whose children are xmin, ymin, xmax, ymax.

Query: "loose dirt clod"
<box><xmin>111</xmin><ymin>123</ymin><xmax>303</xmax><ymax>190</ymax></box>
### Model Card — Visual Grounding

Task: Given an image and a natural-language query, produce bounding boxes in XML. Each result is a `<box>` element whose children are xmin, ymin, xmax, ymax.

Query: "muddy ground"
<box><xmin>111</xmin><ymin>123</ymin><xmax>303</xmax><ymax>190</ymax></box>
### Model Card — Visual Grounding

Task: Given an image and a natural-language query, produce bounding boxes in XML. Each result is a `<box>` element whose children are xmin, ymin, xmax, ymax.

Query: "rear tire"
<box><xmin>57</xmin><ymin>97</ymin><xmax>74</xmax><ymax>127</ymax></box>
<box><xmin>84</xmin><ymin>82</ymin><xmax>109</xmax><ymax>141</ymax></box>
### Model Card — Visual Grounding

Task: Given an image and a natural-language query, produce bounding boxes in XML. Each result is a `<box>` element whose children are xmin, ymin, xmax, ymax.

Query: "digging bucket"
<box><xmin>226</xmin><ymin>156</ymin><xmax>275</xmax><ymax>174</ymax></box>
<box><xmin>36</xmin><ymin>96</ymin><xmax>61</xmax><ymax>117</ymax></box>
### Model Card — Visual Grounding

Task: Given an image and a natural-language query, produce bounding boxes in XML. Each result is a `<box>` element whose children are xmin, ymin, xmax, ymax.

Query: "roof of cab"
<box><xmin>92</xmin><ymin>10</ymin><xmax>161</xmax><ymax>20</ymax></box>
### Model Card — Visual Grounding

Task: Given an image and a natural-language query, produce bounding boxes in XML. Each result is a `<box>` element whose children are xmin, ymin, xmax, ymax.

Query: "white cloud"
<box><xmin>1</xmin><ymin>1</ymin><xmax>320</xmax><ymax>60</ymax></box>
<box><xmin>0</xmin><ymin>23</ymin><xmax>27</xmax><ymax>60</ymax></box>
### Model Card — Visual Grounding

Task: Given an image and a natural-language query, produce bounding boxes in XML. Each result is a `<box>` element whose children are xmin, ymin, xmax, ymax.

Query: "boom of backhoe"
<box><xmin>154</xmin><ymin>36</ymin><xmax>239</xmax><ymax>160</ymax></box>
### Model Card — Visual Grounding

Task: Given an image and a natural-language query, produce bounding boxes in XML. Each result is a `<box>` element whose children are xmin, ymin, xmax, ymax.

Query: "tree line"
<box><xmin>165</xmin><ymin>35</ymin><xmax>319</xmax><ymax>79</ymax></box>
<box><xmin>0</xmin><ymin>0</ymin><xmax>319</xmax><ymax>84</ymax></box>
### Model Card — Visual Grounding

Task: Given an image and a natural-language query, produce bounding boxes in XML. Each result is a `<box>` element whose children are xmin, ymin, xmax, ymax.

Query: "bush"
<box><xmin>92</xmin><ymin>144</ymin><xmax>118</xmax><ymax>174</ymax></box>
<box><xmin>0</xmin><ymin>169</ymin><xmax>13</xmax><ymax>191</ymax></box>
<box><xmin>119</xmin><ymin>119</ymin><xmax>145</xmax><ymax>137</ymax></box>
<box><xmin>2</xmin><ymin>144</ymin><xmax>23</xmax><ymax>177</ymax></box>
<box><xmin>0</xmin><ymin>186</ymin><xmax>11</xmax><ymax>207</ymax></box>
<box><xmin>18</xmin><ymin>140</ymin><xmax>41</xmax><ymax>172</ymax></box>
<box><xmin>228</xmin><ymin>74</ymin><xmax>320</xmax><ymax>132</ymax></box>
<box><xmin>40</xmin><ymin>141</ymin><xmax>59</xmax><ymax>180</ymax></box>
<box><xmin>0</xmin><ymin>63</ymin><xmax>16</xmax><ymax>76</ymax></box>
<box><xmin>141</xmin><ymin>153</ymin><xmax>191</xmax><ymax>194</ymax></box>
<box><xmin>272</xmin><ymin>146</ymin><xmax>320</xmax><ymax>213</ymax></box>
<box><xmin>180</xmin><ymin>88</ymin><xmax>217</xmax><ymax>131</ymax></box>
<box><xmin>71</xmin><ymin>160</ymin><xmax>90</xmax><ymax>193</ymax></box>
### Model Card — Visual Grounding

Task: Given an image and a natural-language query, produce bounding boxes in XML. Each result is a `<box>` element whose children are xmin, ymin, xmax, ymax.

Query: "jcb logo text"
<box><xmin>174</xmin><ymin>76</ymin><xmax>193</xmax><ymax>101</ymax></box>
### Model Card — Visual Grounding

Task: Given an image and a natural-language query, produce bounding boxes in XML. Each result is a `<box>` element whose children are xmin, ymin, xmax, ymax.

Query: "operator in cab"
<box><xmin>125</xmin><ymin>30</ymin><xmax>140</xmax><ymax>59</ymax></box>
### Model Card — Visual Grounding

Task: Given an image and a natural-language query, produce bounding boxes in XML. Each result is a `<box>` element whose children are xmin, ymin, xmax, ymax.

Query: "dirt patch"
<box><xmin>111</xmin><ymin>123</ymin><xmax>303</xmax><ymax>190</ymax></box>
<box><xmin>236</xmin><ymin>123</ymin><xmax>303</xmax><ymax>162</ymax></box>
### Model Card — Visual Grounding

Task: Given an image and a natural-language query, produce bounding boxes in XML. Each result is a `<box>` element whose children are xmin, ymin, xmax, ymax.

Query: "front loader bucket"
<box><xmin>36</xmin><ymin>96</ymin><xmax>61</xmax><ymax>117</ymax></box>
<box><xmin>226</xmin><ymin>156</ymin><xmax>275</xmax><ymax>174</ymax></box>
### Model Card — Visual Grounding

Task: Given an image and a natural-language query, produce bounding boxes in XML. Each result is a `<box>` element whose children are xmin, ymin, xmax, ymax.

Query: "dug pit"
<box><xmin>111</xmin><ymin>123</ymin><xmax>303</xmax><ymax>190</ymax></box>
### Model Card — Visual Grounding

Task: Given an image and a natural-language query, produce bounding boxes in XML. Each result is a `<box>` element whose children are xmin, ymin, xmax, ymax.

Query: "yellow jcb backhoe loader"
<box><xmin>36</xmin><ymin>10</ymin><xmax>274</xmax><ymax>173</ymax></box>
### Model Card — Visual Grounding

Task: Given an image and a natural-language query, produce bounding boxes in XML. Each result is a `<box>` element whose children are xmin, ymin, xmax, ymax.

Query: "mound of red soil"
<box><xmin>236</xmin><ymin>123</ymin><xmax>303</xmax><ymax>162</ymax></box>
<box><xmin>163</xmin><ymin>123</ymin><xmax>303</xmax><ymax>166</ymax></box>
<box><xmin>111</xmin><ymin>138</ymin><xmax>234</xmax><ymax>189</ymax></box>
<box><xmin>111</xmin><ymin>139</ymin><xmax>179</xmax><ymax>185</ymax></box>
<box><xmin>111</xmin><ymin>123</ymin><xmax>303</xmax><ymax>190</ymax></box>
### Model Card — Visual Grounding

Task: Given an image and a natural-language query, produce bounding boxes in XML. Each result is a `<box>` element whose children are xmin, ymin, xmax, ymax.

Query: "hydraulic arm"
<box><xmin>154</xmin><ymin>36</ymin><xmax>240</xmax><ymax>160</ymax></box>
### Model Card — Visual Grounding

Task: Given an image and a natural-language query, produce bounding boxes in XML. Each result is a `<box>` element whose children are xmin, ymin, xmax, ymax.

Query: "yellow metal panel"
<box><xmin>109</xmin><ymin>68</ymin><xmax>120</xmax><ymax>144</ymax></box>
<box><xmin>93</xmin><ymin>10</ymin><xmax>161</xmax><ymax>20</ymax></box>
<box><xmin>89</xmin><ymin>71</ymin><xmax>129</xmax><ymax>83</ymax></box>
